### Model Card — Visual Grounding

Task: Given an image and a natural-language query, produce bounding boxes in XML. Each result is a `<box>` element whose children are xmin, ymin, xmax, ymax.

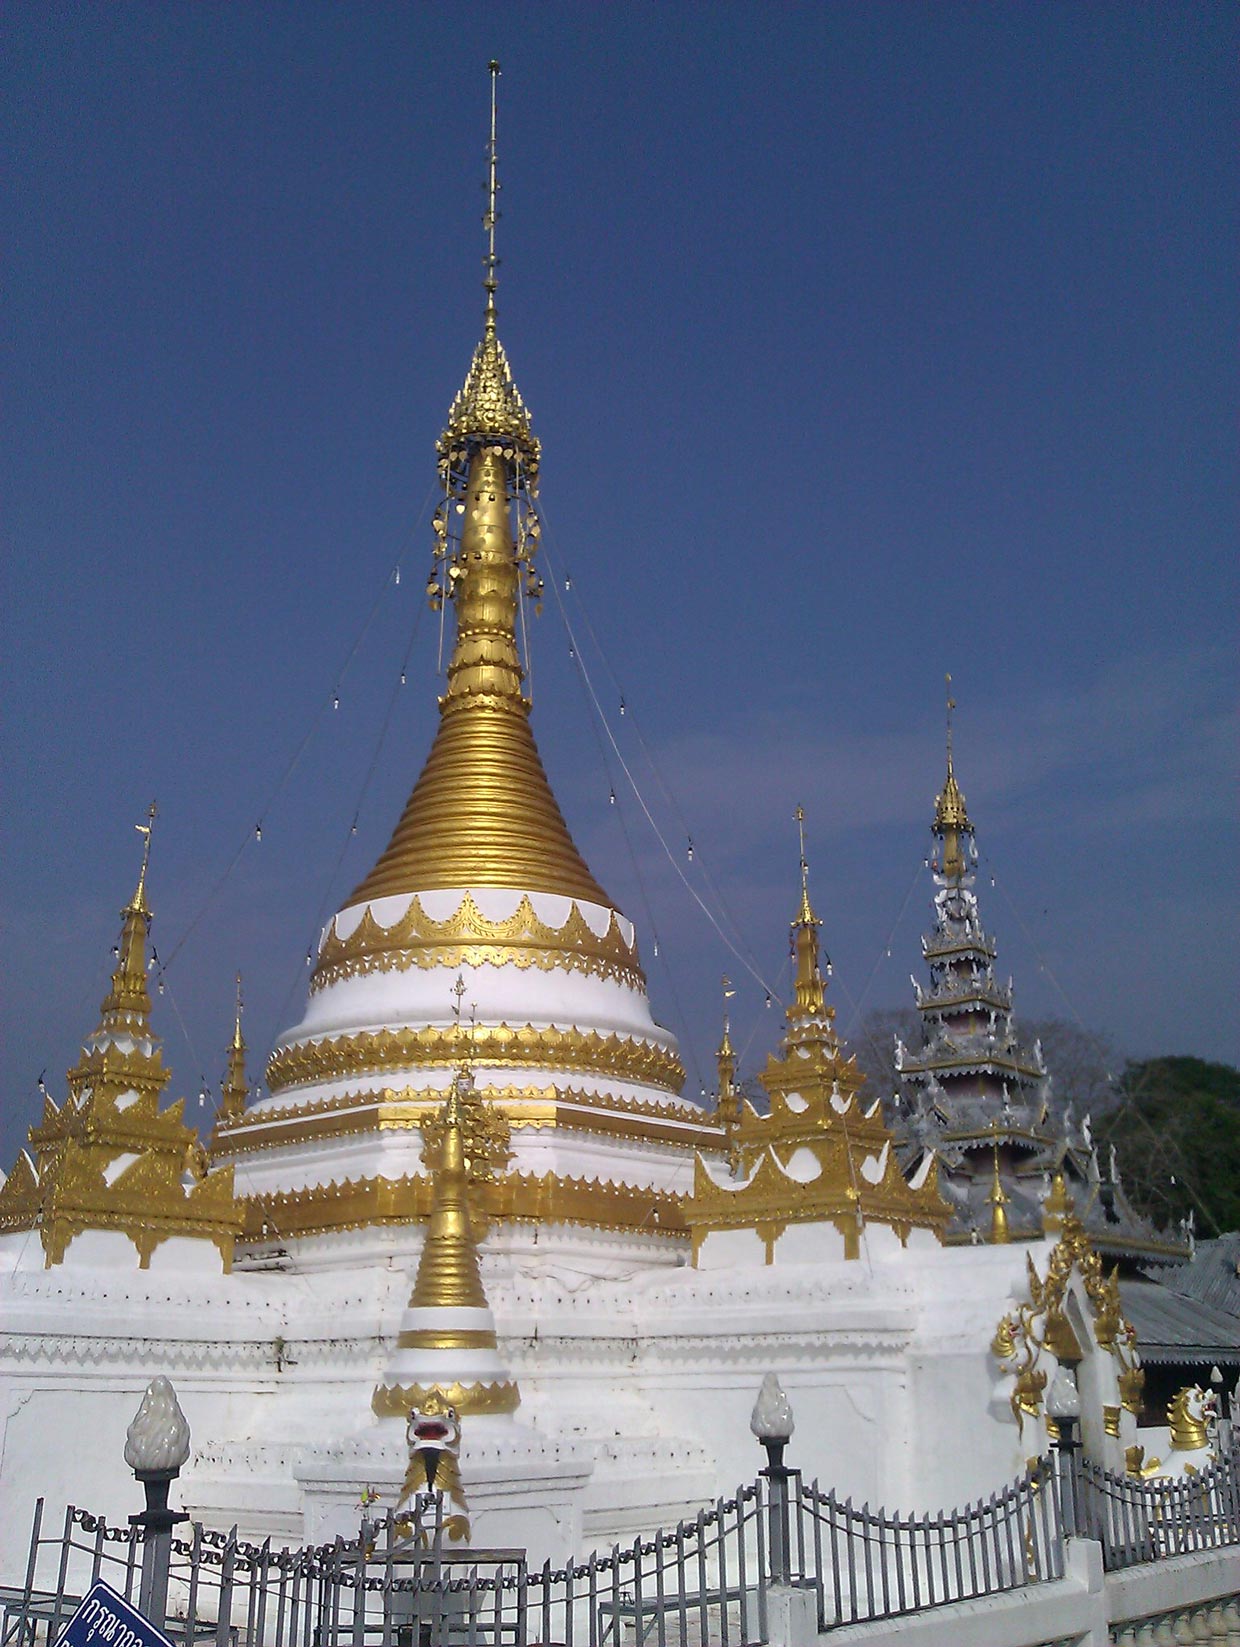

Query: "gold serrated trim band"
<box><xmin>371</xmin><ymin>1379</ymin><xmax>520</xmax><ymax>1419</ymax></box>
<box><xmin>266</xmin><ymin>1023</ymin><xmax>684</xmax><ymax>1096</ymax></box>
<box><xmin>313</xmin><ymin>942</ymin><xmax>645</xmax><ymax>995</ymax></box>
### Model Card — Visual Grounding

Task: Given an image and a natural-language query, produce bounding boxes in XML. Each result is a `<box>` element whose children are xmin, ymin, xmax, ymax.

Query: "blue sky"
<box><xmin>3</xmin><ymin>3</ymin><xmax>1236</xmax><ymax>1163</ymax></box>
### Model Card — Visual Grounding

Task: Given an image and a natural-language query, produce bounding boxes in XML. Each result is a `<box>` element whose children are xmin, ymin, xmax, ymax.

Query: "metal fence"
<box><xmin>4</xmin><ymin>1488</ymin><xmax>767</xmax><ymax>1647</ymax></box>
<box><xmin>6</xmin><ymin>1442</ymin><xmax>1239</xmax><ymax>1647</ymax></box>
<box><xmin>1069</xmin><ymin>1436</ymin><xmax>1240</xmax><ymax>1571</ymax></box>
<box><xmin>790</xmin><ymin>1459</ymin><xmax>1063</xmax><ymax>1629</ymax></box>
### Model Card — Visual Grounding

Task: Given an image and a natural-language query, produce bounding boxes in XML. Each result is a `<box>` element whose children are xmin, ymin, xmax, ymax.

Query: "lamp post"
<box><xmin>125</xmin><ymin>1377</ymin><xmax>191</xmax><ymax>1628</ymax></box>
<box><xmin>1045</xmin><ymin>1367</ymin><xmax>1081</xmax><ymax>1538</ymax></box>
<box><xmin>751</xmin><ymin>1374</ymin><xmax>795</xmax><ymax>1585</ymax></box>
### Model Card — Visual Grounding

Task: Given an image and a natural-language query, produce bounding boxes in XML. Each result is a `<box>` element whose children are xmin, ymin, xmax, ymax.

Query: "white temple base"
<box><xmin>0</xmin><ymin>1226</ymin><xmax>1055</xmax><ymax>1583</ymax></box>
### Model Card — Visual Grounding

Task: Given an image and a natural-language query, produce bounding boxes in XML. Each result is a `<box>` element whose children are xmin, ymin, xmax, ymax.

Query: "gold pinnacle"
<box><xmin>794</xmin><ymin>805</ymin><xmax>815</xmax><ymax>926</ymax></box>
<box><xmin>132</xmin><ymin>801</ymin><xmax>158</xmax><ymax>913</ymax></box>
<box><xmin>933</xmin><ymin>680</ymin><xmax>971</xmax><ymax>851</ymax></box>
<box><xmin>988</xmin><ymin>1140</ymin><xmax>1011</xmax><ymax>1245</ymax></box>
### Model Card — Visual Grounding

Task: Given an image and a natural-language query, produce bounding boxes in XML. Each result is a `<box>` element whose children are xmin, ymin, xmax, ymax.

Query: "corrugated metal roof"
<box><xmin>1144</xmin><ymin>1234</ymin><xmax>1240</xmax><ymax>1316</ymax></box>
<box><xmin>1120</xmin><ymin>1278</ymin><xmax>1240</xmax><ymax>1365</ymax></box>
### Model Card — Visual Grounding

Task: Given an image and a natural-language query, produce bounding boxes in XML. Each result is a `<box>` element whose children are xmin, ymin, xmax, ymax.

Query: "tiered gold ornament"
<box><xmin>685</xmin><ymin>816</ymin><xmax>950</xmax><ymax>1263</ymax></box>
<box><xmin>0</xmin><ymin>810</ymin><xmax>242</xmax><ymax>1268</ymax></box>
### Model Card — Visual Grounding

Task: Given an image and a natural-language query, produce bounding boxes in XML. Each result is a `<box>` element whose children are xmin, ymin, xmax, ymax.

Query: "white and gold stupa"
<box><xmin>211</xmin><ymin>130</ymin><xmax>720</xmax><ymax>1262</ymax></box>
<box><xmin>0</xmin><ymin>66</ymin><xmax>1152</xmax><ymax>1577</ymax></box>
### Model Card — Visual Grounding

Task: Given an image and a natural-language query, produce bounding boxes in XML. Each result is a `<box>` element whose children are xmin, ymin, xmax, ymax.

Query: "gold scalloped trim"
<box><xmin>311</xmin><ymin>892</ymin><xmax>643</xmax><ymax>995</ymax></box>
<box><xmin>242</xmin><ymin>1168</ymin><xmax>687</xmax><ymax>1242</ymax></box>
<box><xmin>685</xmin><ymin>1137</ymin><xmax>950</xmax><ymax>1264</ymax></box>
<box><xmin>266</xmin><ymin>1023</ymin><xmax>683</xmax><ymax>1096</ymax></box>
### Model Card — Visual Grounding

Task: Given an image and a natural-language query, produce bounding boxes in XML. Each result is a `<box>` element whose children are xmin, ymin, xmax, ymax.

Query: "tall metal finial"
<box><xmin>945</xmin><ymin>674</ymin><xmax>956</xmax><ymax>774</ymax></box>
<box><xmin>794</xmin><ymin>805</ymin><xmax>815</xmax><ymax>925</ymax></box>
<box><xmin>132</xmin><ymin>801</ymin><xmax>158</xmax><ymax>912</ymax></box>
<box><xmin>483</xmin><ymin>61</ymin><xmax>502</xmax><ymax>324</ymax></box>
<box><xmin>721</xmin><ymin>974</ymin><xmax>736</xmax><ymax>1038</ymax></box>
<box><xmin>233</xmin><ymin>972</ymin><xmax>244</xmax><ymax>1050</ymax></box>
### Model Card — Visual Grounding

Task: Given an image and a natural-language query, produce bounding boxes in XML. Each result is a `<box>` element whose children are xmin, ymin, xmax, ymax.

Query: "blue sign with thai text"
<box><xmin>56</xmin><ymin>1581</ymin><xmax>175</xmax><ymax>1647</ymax></box>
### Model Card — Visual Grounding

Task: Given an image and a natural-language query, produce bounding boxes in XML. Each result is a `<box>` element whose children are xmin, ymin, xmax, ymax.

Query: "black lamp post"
<box><xmin>750</xmin><ymin>1374</ymin><xmax>795</xmax><ymax>1585</ymax></box>
<box><xmin>125</xmin><ymin>1378</ymin><xmax>191</xmax><ymax>1628</ymax></box>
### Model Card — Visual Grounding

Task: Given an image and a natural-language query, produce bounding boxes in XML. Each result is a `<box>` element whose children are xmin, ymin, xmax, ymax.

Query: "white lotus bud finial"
<box><xmin>750</xmin><ymin>1373</ymin><xmax>795</xmax><ymax>1442</ymax></box>
<box><xmin>1045</xmin><ymin>1367</ymin><xmax>1080</xmax><ymax>1422</ymax></box>
<box><xmin>124</xmin><ymin>1376</ymin><xmax>191</xmax><ymax>1475</ymax></box>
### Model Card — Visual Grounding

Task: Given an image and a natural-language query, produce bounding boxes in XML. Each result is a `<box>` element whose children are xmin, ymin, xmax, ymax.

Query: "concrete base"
<box><xmin>292</xmin><ymin>1414</ymin><xmax>595</xmax><ymax>1564</ymax></box>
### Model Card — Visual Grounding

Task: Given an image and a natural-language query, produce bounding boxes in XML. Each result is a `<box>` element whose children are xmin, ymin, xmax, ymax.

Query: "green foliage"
<box><xmin>1097</xmin><ymin>1057</ymin><xmax>1240</xmax><ymax>1240</ymax></box>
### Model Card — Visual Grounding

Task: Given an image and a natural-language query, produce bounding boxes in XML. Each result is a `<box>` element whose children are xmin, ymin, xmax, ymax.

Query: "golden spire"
<box><xmin>0</xmin><ymin>817</ymin><xmax>245</xmax><ymax>1270</ymax></box>
<box><xmin>717</xmin><ymin>976</ymin><xmax>737</xmax><ymax>1089</ymax></box>
<box><xmin>218</xmin><ymin>974</ymin><xmax>248</xmax><ymax>1122</ymax></box>
<box><xmin>346</xmin><ymin>65</ymin><xmax>611</xmax><ymax>910</ymax></box>
<box><xmin>987</xmin><ymin>1134</ymin><xmax>1011</xmax><ymax>1244</ymax></box>
<box><xmin>789</xmin><ymin>807</ymin><xmax>826</xmax><ymax>1021</ymax></box>
<box><xmin>933</xmin><ymin>677</ymin><xmax>972</xmax><ymax>879</ymax></box>
<box><xmin>96</xmin><ymin>802</ymin><xmax>158</xmax><ymax>1037</ymax></box>
<box><xmin>715</xmin><ymin>977</ymin><xmax>740</xmax><ymax>1138</ymax></box>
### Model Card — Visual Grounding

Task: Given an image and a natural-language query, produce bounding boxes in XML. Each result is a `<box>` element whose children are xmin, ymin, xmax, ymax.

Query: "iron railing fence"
<box><xmin>1069</xmin><ymin>1436</ymin><xmax>1240</xmax><ymax>1571</ymax></box>
<box><xmin>4</xmin><ymin>1487</ymin><xmax>767</xmax><ymax>1647</ymax></box>
<box><xmin>789</xmin><ymin>1458</ymin><xmax>1063</xmax><ymax>1630</ymax></box>
<box><xmin>7</xmin><ymin>1441</ymin><xmax>1240</xmax><ymax>1647</ymax></box>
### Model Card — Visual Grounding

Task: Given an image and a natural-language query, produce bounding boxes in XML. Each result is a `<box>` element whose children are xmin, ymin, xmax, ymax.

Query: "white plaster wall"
<box><xmin>0</xmin><ymin>1222</ymin><xmax>1105</xmax><ymax>1580</ymax></box>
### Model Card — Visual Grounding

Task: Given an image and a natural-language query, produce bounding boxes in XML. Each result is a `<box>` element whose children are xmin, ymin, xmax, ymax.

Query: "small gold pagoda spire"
<box><xmin>933</xmin><ymin>678</ymin><xmax>972</xmax><ymax>880</ymax></box>
<box><xmin>0</xmin><ymin>819</ymin><xmax>243</xmax><ymax>1269</ymax></box>
<box><xmin>410</xmin><ymin>1082</ymin><xmax>490</xmax><ymax>1312</ymax></box>
<box><xmin>1042</xmin><ymin>1168</ymin><xmax>1074</xmax><ymax>1235</ymax></box>
<box><xmin>95</xmin><ymin>802</ymin><xmax>158</xmax><ymax>1039</ymax></box>
<box><xmin>789</xmin><ymin>807</ymin><xmax>826</xmax><ymax>1021</ymax></box>
<box><xmin>218</xmin><ymin>974</ymin><xmax>248</xmax><ymax>1122</ymax></box>
<box><xmin>372</xmin><ymin>1062</ymin><xmax>520</xmax><ymax>1418</ymax></box>
<box><xmin>987</xmin><ymin>1133</ymin><xmax>1011</xmax><ymax>1244</ymax></box>
<box><xmin>715</xmin><ymin>978</ymin><xmax>740</xmax><ymax>1156</ymax></box>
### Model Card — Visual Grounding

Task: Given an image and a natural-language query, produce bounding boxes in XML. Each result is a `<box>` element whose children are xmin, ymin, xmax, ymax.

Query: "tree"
<box><xmin>1096</xmin><ymin>1058</ymin><xmax>1240</xmax><ymax>1240</ymax></box>
<box><xmin>849</xmin><ymin>1007</ymin><xmax>919</xmax><ymax>1097</ymax></box>
<box><xmin>1020</xmin><ymin>1019</ymin><xmax>1120</xmax><ymax>1119</ymax></box>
